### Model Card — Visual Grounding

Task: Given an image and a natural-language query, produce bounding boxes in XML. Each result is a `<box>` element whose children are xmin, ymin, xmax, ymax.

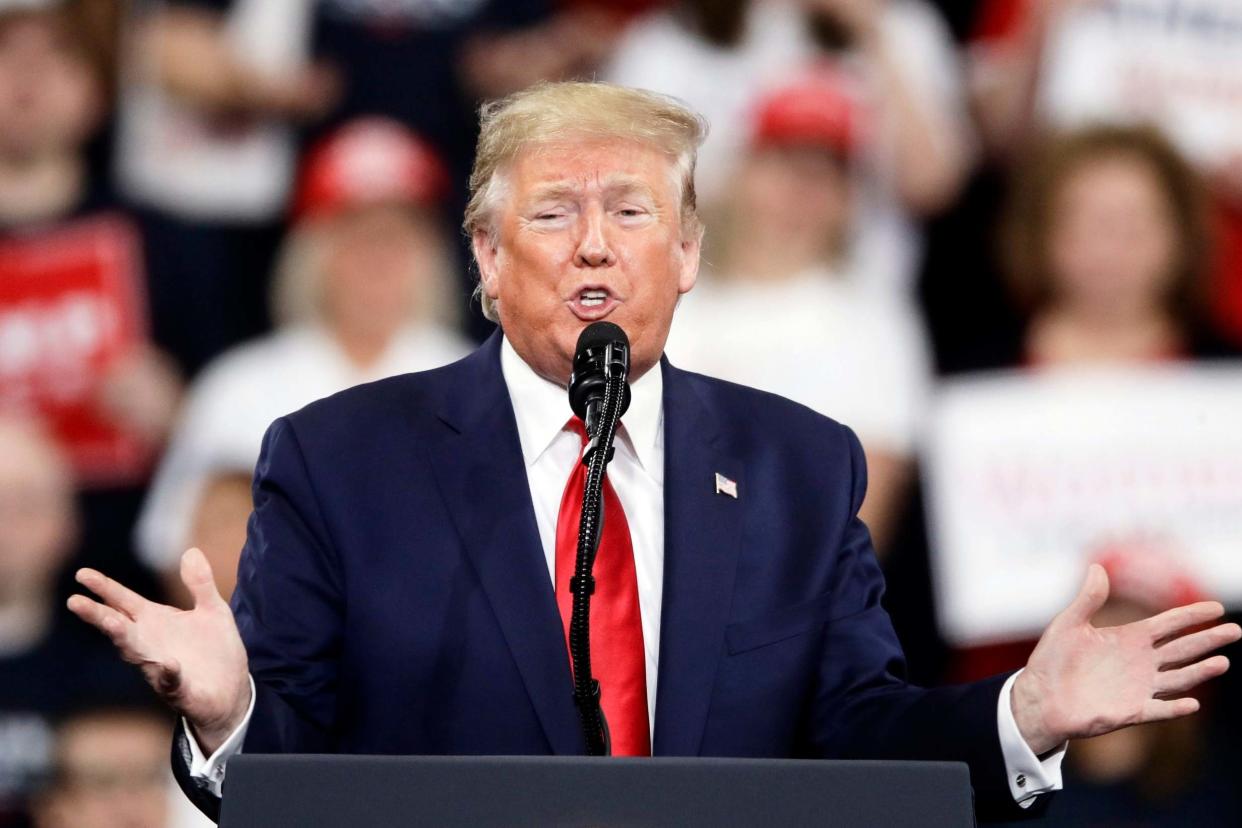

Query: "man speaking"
<box><xmin>68</xmin><ymin>82</ymin><xmax>1239</xmax><ymax>822</ymax></box>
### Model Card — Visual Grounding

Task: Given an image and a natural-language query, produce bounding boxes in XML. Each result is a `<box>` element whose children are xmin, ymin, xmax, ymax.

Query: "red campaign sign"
<box><xmin>0</xmin><ymin>213</ymin><xmax>153</xmax><ymax>485</ymax></box>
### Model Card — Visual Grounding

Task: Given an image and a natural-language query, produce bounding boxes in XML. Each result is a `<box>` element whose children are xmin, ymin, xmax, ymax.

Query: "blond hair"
<box><xmin>464</xmin><ymin>82</ymin><xmax>708</xmax><ymax>321</ymax></box>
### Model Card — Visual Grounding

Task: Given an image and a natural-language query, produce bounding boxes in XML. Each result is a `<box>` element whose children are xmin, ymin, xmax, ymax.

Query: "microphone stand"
<box><xmin>568</xmin><ymin>344</ymin><xmax>627</xmax><ymax>756</ymax></box>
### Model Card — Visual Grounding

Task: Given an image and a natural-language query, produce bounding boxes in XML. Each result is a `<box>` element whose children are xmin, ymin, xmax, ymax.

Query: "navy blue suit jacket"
<box><xmin>174</xmin><ymin>333</ymin><xmax>1037</xmax><ymax>821</ymax></box>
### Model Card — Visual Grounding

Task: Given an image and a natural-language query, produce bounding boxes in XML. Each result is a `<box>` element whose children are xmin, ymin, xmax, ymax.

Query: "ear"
<box><xmin>676</xmin><ymin>228</ymin><xmax>701</xmax><ymax>296</ymax></box>
<box><xmin>472</xmin><ymin>229</ymin><xmax>501</xmax><ymax>301</ymax></box>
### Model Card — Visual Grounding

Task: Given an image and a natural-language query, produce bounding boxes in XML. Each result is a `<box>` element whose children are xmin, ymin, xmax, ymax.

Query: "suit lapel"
<box><xmin>424</xmin><ymin>333</ymin><xmax>583</xmax><ymax>755</ymax></box>
<box><xmin>653</xmin><ymin>361</ymin><xmax>744</xmax><ymax>755</ymax></box>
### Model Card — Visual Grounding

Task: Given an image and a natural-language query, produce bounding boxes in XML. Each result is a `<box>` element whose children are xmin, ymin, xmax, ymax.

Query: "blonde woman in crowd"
<box><xmin>135</xmin><ymin>118</ymin><xmax>472</xmax><ymax>604</ymax></box>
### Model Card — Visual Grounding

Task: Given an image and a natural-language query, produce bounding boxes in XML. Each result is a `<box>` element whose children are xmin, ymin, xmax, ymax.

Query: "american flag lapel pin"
<box><xmin>714</xmin><ymin>472</ymin><xmax>738</xmax><ymax>499</ymax></box>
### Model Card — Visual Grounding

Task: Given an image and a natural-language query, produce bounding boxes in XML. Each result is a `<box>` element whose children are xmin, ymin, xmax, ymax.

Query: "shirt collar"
<box><xmin>500</xmin><ymin>334</ymin><xmax>662</xmax><ymax>472</ymax></box>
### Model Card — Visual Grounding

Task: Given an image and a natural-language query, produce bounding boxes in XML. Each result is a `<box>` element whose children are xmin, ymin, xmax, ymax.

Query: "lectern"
<box><xmin>217</xmin><ymin>755</ymin><xmax>975</xmax><ymax>827</ymax></box>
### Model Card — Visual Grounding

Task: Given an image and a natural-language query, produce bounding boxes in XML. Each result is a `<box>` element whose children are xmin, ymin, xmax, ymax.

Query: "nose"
<box><xmin>574</xmin><ymin>203</ymin><xmax>616</xmax><ymax>268</ymax></box>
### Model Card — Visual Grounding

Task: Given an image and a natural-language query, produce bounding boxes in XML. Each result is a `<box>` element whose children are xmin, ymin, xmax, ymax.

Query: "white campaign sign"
<box><xmin>1041</xmin><ymin>0</ymin><xmax>1242</xmax><ymax>168</ymax></box>
<box><xmin>924</xmin><ymin>364</ymin><xmax>1242</xmax><ymax>646</ymax></box>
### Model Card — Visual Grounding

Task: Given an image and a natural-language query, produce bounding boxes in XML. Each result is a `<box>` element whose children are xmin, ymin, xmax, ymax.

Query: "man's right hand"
<box><xmin>67</xmin><ymin>548</ymin><xmax>251</xmax><ymax>755</ymax></box>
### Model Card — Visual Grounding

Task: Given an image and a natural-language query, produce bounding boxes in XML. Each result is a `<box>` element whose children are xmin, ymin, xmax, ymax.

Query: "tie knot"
<box><xmin>566</xmin><ymin>416</ymin><xmax>588</xmax><ymax>448</ymax></box>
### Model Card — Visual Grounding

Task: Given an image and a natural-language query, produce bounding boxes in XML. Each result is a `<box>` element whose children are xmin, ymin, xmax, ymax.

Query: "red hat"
<box><xmin>293</xmin><ymin>118</ymin><xmax>448</xmax><ymax>222</ymax></box>
<box><xmin>751</xmin><ymin>65</ymin><xmax>861</xmax><ymax>157</ymax></box>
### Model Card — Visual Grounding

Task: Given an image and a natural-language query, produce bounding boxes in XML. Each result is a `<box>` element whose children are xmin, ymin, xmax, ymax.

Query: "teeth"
<box><xmin>579</xmin><ymin>289</ymin><xmax>608</xmax><ymax>308</ymax></box>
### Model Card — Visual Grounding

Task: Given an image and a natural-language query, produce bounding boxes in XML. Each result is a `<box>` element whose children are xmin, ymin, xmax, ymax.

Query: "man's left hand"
<box><xmin>1012</xmin><ymin>564</ymin><xmax>1241</xmax><ymax>756</ymax></box>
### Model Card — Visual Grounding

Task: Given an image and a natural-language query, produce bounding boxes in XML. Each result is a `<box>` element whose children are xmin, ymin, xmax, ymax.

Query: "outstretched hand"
<box><xmin>1012</xmin><ymin>564</ymin><xmax>1241</xmax><ymax>756</ymax></box>
<box><xmin>67</xmin><ymin>548</ymin><xmax>251</xmax><ymax>755</ymax></box>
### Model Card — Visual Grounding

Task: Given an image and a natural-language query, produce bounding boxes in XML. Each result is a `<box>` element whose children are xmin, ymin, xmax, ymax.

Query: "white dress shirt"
<box><xmin>188</xmin><ymin>336</ymin><xmax>1064</xmax><ymax>806</ymax></box>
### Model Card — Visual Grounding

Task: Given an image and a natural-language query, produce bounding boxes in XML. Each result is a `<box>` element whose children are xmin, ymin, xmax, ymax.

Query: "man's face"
<box><xmin>473</xmin><ymin>136</ymin><xmax>700</xmax><ymax>385</ymax></box>
<box><xmin>0</xmin><ymin>13</ymin><xmax>98</xmax><ymax>160</ymax></box>
<box><xmin>34</xmin><ymin>714</ymin><xmax>170</xmax><ymax>828</ymax></box>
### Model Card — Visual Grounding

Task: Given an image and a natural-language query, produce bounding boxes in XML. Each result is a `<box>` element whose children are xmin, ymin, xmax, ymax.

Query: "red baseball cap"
<box><xmin>751</xmin><ymin>65</ymin><xmax>861</xmax><ymax>157</ymax></box>
<box><xmin>293</xmin><ymin>117</ymin><xmax>449</xmax><ymax>222</ymax></box>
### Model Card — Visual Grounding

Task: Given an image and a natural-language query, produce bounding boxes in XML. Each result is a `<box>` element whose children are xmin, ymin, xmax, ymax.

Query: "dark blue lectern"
<box><xmin>217</xmin><ymin>755</ymin><xmax>975</xmax><ymax>827</ymax></box>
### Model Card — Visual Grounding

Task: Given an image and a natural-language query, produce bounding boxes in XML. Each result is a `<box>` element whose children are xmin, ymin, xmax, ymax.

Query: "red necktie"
<box><xmin>555</xmin><ymin>417</ymin><xmax>651</xmax><ymax>756</ymax></box>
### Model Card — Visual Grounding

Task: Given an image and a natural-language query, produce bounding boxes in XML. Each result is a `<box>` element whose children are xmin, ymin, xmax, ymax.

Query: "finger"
<box><xmin>66</xmin><ymin>594</ymin><xmax>132</xmax><ymax>645</ymax></box>
<box><xmin>180</xmin><ymin>547</ymin><xmax>226</xmax><ymax>610</ymax></box>
<box><xmin>1060</xmin><ymin>564</ymin><xmax>1110</xmax><ymax>626</ymax></box>
<box><xmin>1147</xmin><ymin>601</ymin><xmax>1227</xmax><ymax>644</ymax></box>
<box><xmin>1140</xmin><ymin>696</ymin><xmax>1200</xmax><ymax>724</ymax></box>
<box><xmin>1157</xmin><ymin>623</ymin><xmax>1242</xmax><ymax>668</ymax></box>
<box><xmin>1154</xmin><ymin>655</ymin><xmax>1230</xmax><ymax>696</ymax></box>
<box><xmin>74</xmin><ymin>568</ymin><xmax>147</xmax><ymax>619</ymax></box>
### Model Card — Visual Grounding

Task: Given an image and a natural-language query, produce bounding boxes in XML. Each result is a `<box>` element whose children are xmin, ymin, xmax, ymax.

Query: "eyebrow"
<box><xmin>526</xmin><ymin>175</ymin><xmax>659</xmax><ymax>204</ymax></box>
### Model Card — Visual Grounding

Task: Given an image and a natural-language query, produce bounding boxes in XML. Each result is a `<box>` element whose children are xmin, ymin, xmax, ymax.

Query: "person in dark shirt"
<box><xmin>0</xmin><ymin>416</ymin><xmax>152</xmax><ymax>828</ymax></box>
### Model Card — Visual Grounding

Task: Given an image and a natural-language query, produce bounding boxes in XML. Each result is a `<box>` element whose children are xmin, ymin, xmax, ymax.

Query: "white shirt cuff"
<box><xmin>997</xmin><ymin>669</ymin><xmax>1066</xmax><ymax>807</ymax></box>
<box><xmin>185</xmin><ymin>675</ymin><xmax>256</xmax><ymax>797</ymax></box>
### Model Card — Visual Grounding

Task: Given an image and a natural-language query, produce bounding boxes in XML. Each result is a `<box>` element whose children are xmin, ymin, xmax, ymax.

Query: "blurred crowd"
<box><xmin>1</xmin><ymin>0</ymin><xmax>1241</xmax><ymax>825</ymax></box>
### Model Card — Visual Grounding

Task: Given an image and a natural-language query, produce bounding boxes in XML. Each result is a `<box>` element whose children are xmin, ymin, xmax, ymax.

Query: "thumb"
<box><xmin>1061</xmin><ymin>563</ymin><xmax>1110</xmax><ymax>626</ymax></box>
<box><xmin>180</xmin><ymin>547</ymin><xmax>225</xmax><ymax>610</ymax></box>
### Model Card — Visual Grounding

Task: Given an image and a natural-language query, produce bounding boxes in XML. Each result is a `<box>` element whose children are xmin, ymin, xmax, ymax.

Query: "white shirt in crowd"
<box><xmin>185</xmin><ymin>336</ymin><xmax>1064</xmax><ymax>808</ymax></box>
<box><xmin>115</xmin><ymin>0</ymin><xmax>314</xmax><ymax>220</ymax></box>
<box><xmin>605</xmin><ymin>0</ymin><xmax>973</xmax><ymax>298</ymax></box>
<box><xmin>136</xmin><ymin>324</ymin><xmax>472</xmax><ymax>571</ymax></box>
<box><xmin>665</xmin><ymin>267</ymin><xmax>932</xmax><ymax>458</ymax></box>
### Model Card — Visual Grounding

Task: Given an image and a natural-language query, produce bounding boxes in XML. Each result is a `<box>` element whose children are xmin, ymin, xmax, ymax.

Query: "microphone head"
<box><xmin>574</xmin><ymin>321</ymin><xmax>628</xmax><ymax>356</ymax></box>
<box><xmin>569</xmin><ymin>322</ymin><xmax>632</xmax><ymax>422</ymax></box>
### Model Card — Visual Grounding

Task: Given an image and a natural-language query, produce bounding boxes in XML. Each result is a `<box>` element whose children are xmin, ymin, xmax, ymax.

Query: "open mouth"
<box><xmin>568</xmin><ymin>287</ymin><xmax>620</xmax><ymax>320</ymax></box>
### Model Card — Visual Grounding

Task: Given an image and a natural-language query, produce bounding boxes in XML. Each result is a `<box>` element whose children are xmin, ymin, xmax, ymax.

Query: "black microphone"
<box><xmin>564</xmin><ymin>321</ymin><xmax>632</xmax><ymax>755</ymax></box>
<box><xmin>568</xmin><ymin>322</ymin><xmax>632</xmax><ymax>438</ymax></box>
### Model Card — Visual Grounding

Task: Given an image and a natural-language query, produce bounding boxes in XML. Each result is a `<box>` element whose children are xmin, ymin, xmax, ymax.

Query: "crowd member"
<box><xmin>0</xmin><ymin>0</ymin><xmax>182</xmax><ymax>591</ymax></box>
<box><xmin>606</xmin><ymin>0</ymin><xmax>974</xmax><ymax>297</ymax></box>
<box><xmin>31</xmin><ymin>707</ymin><xmax>212</xmax><ymax>828</ymax></box>
<box><xmin>968</xmin><ymin>0</ymin><xmax>1242</xmax><ymax>346</ymax></box>
<box><xmin>134</xmin><ymin>118</ymin><xmax>472</xmax><ymax>603</ymax></box>
<box><xmin>666</xmin><ymin>68</ymin><xmax>931</xmax><ymax>553</ymax></box>
<box><xmin>0</xmin><ymin>417</ymin><xmax>150</xmax><ymax>827</ymax></box>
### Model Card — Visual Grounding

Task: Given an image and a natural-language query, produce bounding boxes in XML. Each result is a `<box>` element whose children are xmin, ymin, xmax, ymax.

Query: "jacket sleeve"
<box><xmin>233</xmin><ymin>416</ymin><xmax>345</xmax><ymax>752</ymax></box>
<box><xmin>808</xmin><ymin>426</ymin><xmax>1051</xmax><ymax>822</ymax></box>
<box><xmin>170</xmin><ymin>415</ymin><xmax>346</xmax><ymax>821</ymax></box>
